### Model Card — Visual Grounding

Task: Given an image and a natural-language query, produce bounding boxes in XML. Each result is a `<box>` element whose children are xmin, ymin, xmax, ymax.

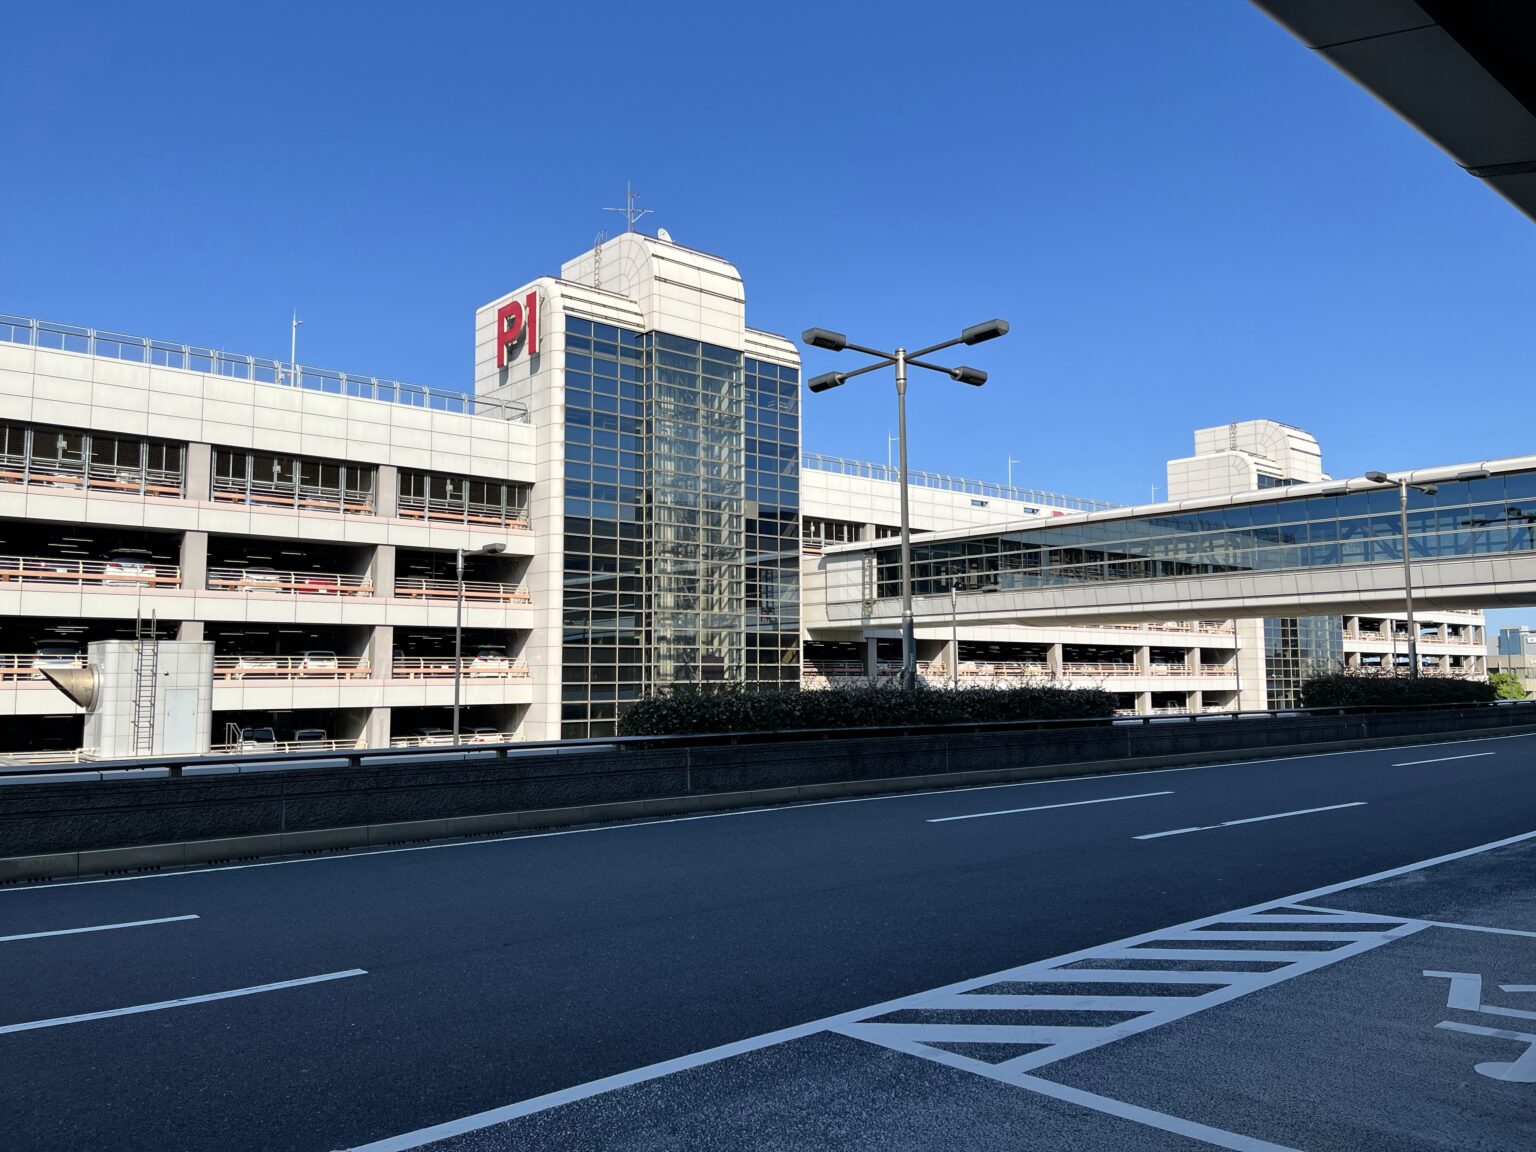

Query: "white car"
<box><xmin>469</xmin><ymin>649</ymin><xmax>510</xmax><ymax>676</ymax></box>
<box><xmin>103</xmin><ymin>548</ymin><xmax>157</xmax><ymax>587</ymax></box>
<box><xmin>32</xmin><ymin>645</ymin><xmax>81</xmax><ymax>678</ymax></box>
<box><xmin>297</xmin><ymin>649</ymin><xmax>339</xmax><ymax>672</ymax></box>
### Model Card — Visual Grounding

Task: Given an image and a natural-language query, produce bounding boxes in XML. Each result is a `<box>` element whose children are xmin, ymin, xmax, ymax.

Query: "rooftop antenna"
<box><xmin>602</xmin><ymin>181</ymin><xmax>653</xmax><ymax>233</ymax></box>
<box><xmin>1007</xmin><ymin>456</ymin><xmax>1020</xmax><ymax>490</ymax></box>
<box><xmin>886</xmin><ymin>431</ymin><xmax>899</xmax><ymax>471</ymax></box>
<box><xmin>593</xmin><ymin>230</ymin><xmax>606</xmax><ymax>290</ymax></box>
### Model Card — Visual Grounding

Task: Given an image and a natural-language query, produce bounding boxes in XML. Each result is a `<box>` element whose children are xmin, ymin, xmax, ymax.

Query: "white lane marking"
<box><xmin>0</xmin><ymin>969</ymin><xmax>366</xmax><ymax>1036</ymax></box>
<box><xmin>339</xmin><ymin>828</ymin><xmax>1536</xmax><ymax>1152</ymax></box>
<box><xmin>1007</xmin><ymin>1075</ymin><xmax>1302</xmax><ymax>1152</ymax></box>
<box><xmin>926</xmin><ymin>790</ymin><xmax>1173</xmax><ymax>824</ymax></box>
<box><xmin>1134</xmin><ymin>802</ymin><xmax>1366</xmax><ymax>840</ymax></box>
<box><xmin>0</xmin><ymin>914</ymin><xmax>198</xmax><ymax>944</ymax></box>
<box><xmin>1392</xmin><ymin>752</ymin><xmax>1496</xmax><ymax>767</ymax></box>
<box><xmin>1293</xmin><ymin>903</ymin><xmax>1536</xmax><ymax>941</ymax></box>
<box><xmin>11</xmin><ymin>731</ymin><xmax>1533</xmax><ymax>893</ymax></box>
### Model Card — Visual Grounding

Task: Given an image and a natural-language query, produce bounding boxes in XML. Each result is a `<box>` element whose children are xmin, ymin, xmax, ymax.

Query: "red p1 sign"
<box><xmin>496</xmin><ymin>291</ymin><xmax>539</xmax><ymax>367</ymax></box>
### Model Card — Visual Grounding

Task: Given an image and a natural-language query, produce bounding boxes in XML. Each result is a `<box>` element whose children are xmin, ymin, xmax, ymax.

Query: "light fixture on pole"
<box><xmin>454</xmin><ymin>541</ymin><xmax>507</xmax><ymax>743</ymax></box>
<box><xmin>290</xmin><ymin>310</ymin><xmax>303</xmax><ymax>388</ymax></box>
<box><xmin>802</xmin><ymin>318</ymin><xmax>1009</xmax><ymax>691</ymax></box>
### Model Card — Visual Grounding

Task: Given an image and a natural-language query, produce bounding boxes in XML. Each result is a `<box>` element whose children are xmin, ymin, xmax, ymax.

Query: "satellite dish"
<box><xmin>657</xmin><ymin>227</ymin><xmax>673</xmax><ymax>243</ymax></box>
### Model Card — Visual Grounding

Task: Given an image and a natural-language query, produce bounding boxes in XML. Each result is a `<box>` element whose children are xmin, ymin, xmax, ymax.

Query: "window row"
<box><xmin>0</xmin><ymin>421</ymin><xmax>184</xmax><ymax>498</ymax></box>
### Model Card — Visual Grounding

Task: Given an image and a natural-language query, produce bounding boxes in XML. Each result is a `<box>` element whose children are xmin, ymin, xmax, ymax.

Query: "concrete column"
<box><xmin>370</xmin><ymin>544</ymin><xmax>396</xmax><ymax>597</ymax></box>
<box><xmin>376</xmin><ymin>464</ymin><xmax>398</xmax><ymax>517</ymax></box>
<box><xmin>367</xmin><ymin>625</ymin><xmax>394</xmax><ymax>681</ymax></box>
<box><xmin>1135</xmin><ymin>643</ymin><xmax>1150</xmax><ymax>674</ymax></box>
<box><xmin>1047</xmin><ymin>642</ymin><xmax>1063</xmax><ymax>679</ymax></box>
<box><xmin>1136</xmin><ymin>691</ymin><xmax>1151</xmax><ymax>716</ymax></box>
<box><xmin>364</xmin><ymin>706</ymin><xmax>392</xmax><ymax>749</ymax></box>
<box><xmin>178</xmin><ymin>620</ymin><xmax>204</xmax><ymax>642</ymax></box>
<box><xmin>184</xmin><ymin>442</ymin><xmax>212</xmax><ymax>500</ymax></box>
<box><xmin>181</xmin><ymin>530</ymin><xmax>209</xmax><ymax>591</ymax></box>
<box><xmin>863</xmin><ymin>636</ymin><xmax>879</xmax><ymax>681</ymax></box>
<box><xmin>1189</xmin><ymin>645</ymin><xmax>1202</xmax><ymax>674</ymax></box>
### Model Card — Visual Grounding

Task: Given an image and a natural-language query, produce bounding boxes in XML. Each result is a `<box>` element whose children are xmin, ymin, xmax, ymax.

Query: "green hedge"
<box><xmin>1299</xmin><ymin>670</ymin><xmax>1496</xmax><ymax>709</ymax></box>
<box><xmin>616</xmin><ymin>682</ymin><xmax>1118</xmax><ymax>737</ymax></box>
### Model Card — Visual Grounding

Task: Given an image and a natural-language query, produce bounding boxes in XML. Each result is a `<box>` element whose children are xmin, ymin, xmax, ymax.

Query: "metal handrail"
<box><xmin>213</xmin><ymin>655</ymin><xmax>371</xmax><ymax>680</ymax></box>
<box><xmin>394</xmin><ymin>576</ymin><xmax>531</xmax><ymax>604</ymax></box>
<box><xmin>389</xmin><ymin>731</ymin><xmax>528</xmax><ymax>748</ymax></box>
<box><xmin>391</xmin><ymin>656</ymin><xmax>531</xmax><ymax>679</ymax></box>
<box><xmin>396</xmin><ymin>494</ymin><xmax>533</xmax><ymax>531</ymax></box>
<box><xmin>211</xmin><ymin>477</ymin><xmax>374</xmax><ymax>516</ymax></box>
<box><xmin>0</xmin><ymin>555</ymin><xmax>181</xmax><ymax>588</ymax></box>
<box><xmin>0</xmin><ymin>314</ymin><xmax>530</xmax><ymax>423</ymax></box>
<box><xmin>207</xmin><ymin>567</ymin><xmax>373</xmax><ymax>596</ymax></box>
<box><xmin>801</xmin><ymin>452</ymin><xmax>1119</xmax><ymax>513</ymax></box>
<box><xmin>0</xmin><ymin>654</ymin><xmax>87</xmax><ymax>681</ymax></box>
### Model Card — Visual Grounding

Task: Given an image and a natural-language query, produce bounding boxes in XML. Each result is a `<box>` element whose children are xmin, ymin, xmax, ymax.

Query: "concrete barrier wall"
<box><xmin>2</xmin><ymin>705</ymin><xmax>1533</xmax><ymax>880</ymax></box>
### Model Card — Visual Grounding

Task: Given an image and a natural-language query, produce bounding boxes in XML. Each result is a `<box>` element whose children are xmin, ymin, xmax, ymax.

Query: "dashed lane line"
<box><xmin>1133</xmin><ymin>802</ymin><xmax>1367</xmax><ymax>841</ymax></box>
<box><xmin>0</xmin><ymin>914</ymin><xmax>198</xmax><ymax>944</ymax></box>
<box><xmin>926</xmin><ymin>790</ymin><xmax>1173</xmax><ymax>823</ymax></box>
<box><xmin>0</xmin><ymin>969</ymin><xmax>367</xmax><ymax>1036</ymax></box>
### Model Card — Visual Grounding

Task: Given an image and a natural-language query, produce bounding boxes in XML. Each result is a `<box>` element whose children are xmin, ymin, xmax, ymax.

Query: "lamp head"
<box><xmin>1455</xmin><ymin>469</ymin><xmax>1491</xmax><ymax>482</ymax></box>
<box><xmin>1364</xmin><ymin>471</ymin><xmax>1390</xmax><ymax>484</ymax></box>
<box><xmin>807</xmin><ymin>372</ymin><xmax>844</xmax><ymax>393</ymax></box>
<box><xmin>802</xmin><ymin>327</ymin><xmax>847</xmax><ymax>352</ymax></box>
<box><xmin>961</xmin><ymin>318</ymin><xmax>1009</xmax><ymax>345</ymax></box>
<box><xmin>480</xmin><ymin>542</ymin><xmax>507</xmax><ymax>555</ymax></box>
<box><xmin>949</xmin><ymin>365</ymin><xmax>987</xmax><ymax>386</ymax></box>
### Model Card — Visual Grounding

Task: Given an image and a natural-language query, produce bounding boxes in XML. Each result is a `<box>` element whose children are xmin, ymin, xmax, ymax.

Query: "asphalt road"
<box><xmin>3</xmin><ymin>730</ymin><xmax>1536</xmax><ymax>1151</ymax></box>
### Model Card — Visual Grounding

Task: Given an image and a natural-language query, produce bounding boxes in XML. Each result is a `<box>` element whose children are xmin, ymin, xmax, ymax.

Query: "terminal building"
<box><xmin>0</xmin><ymin>234</ymin><xmax>1486</xmax><ymax>758</ymax></box>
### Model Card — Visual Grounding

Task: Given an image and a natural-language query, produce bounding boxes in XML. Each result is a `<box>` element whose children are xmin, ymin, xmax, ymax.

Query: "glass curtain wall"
<box><xmin>1264</xmin><ymin>616</ymin><xmax>1344</xmax><ymax>708</ymax></box>
<box><xmin>745</xmin><ymin>357</ymin><xmax>801</xmax><ymax>686</ymax></box>
<box><xmin>646</xmin><ymin>332</ymin><xmax>744</xmax><ymax>686</ymax></box>
<box><xmin>562</xmin><ymin>319</ymin><xmax>647</xmax><ymax>739</ymax></box>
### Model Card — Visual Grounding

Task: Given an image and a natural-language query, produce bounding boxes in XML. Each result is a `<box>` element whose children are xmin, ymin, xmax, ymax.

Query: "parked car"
<box><xmin>32</xmin><ymin>644</ymin><xmax>81</xmax><ymax>678</ymax></box>
<box><xmin>284</xmin><ymin>727</ymin><xmax>328</xmax><ymax>746</ymax></box>
<box><xmin>239</xmin><ymin>567</ymin><xmax>283</xmax><ymax>592</ymax></box>
<box><xmin>462</xmin><ymin>725</ymin><xmax>504</xmax><ymax>744</ymax></box>
<box><xmin>297</xmin><ymin>649</ymin><xmax>339</xmax><ymax>672</ymax></box>
<box><xmin>238</xmin><ymin>726</ymin><xmax>277</xmax><ymax>751</ymax></box>
<box><xmin>102</xmin><ymin>547</ymin><xmax>157</xmax><ymax>586</ymax></box>
<box><xmin>234</xmin><ymin>654</ymin><xmax>279</xmax><ymax>678</ymax></box>
<box><xmin>409</xmin><ymin>726</ymin><xmax>453</xmax><ymax>747</ymax></box>
<box><xmin>469</xmin><ymin>648</ymin><xmax>510</xmax><ymax>676</ymax></box>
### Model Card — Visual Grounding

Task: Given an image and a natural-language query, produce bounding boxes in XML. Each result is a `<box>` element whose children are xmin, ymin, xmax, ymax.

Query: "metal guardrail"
<box><xmin>0</xmin><ymin>314</ymin><xmax>530</xmax><ymax>423</ymax></box>
<box><xmin>394</xmin><ymin>576</ymin><xmax>531</xmax><ymax>604</ymax></box>
<box><xmin>801</xmin><ymin>452</ymin><xmax>1120</xmax><ymax>513</ymax></box>
<box><xmin>207</xmin><ymin>567</ymin><xmax>372</xmax><ymax>596</ymax></box>
<box><xmin>0</xmin><ymin>555</ymin><xmax>181</xmax><ymax>589</ymax></box>
<box><xmin>390</xmin><ymin>656</ymin><xmax>531</xmax><ymax>679</ymax></box>
<box><xmin>2</xmin><ymin>698</ymin><xmax>1532</xmax><ymax>781</ymax></box>
<box><xmin>213</xmin><ymin>655</ymin><xmax>371</xmax><ymax>680</ymax></box>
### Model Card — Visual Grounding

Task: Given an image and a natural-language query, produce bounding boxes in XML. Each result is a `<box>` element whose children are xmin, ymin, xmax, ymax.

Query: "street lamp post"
<box><xmin>803</xmin><ymin>319</ymin><xmax>1009</xmax><ymax>691</ymax></box>
<box><xmin>453</xmin><ymin>541</ymin><xmax>507</xmax><ymax>743</ymax></box>
<box><xmin>950</xmin><ymin>581</ymin><xmax>960</xmax><ymax>691</ymax></box>
<box><xmin>1365</xmin><ymin>468</ymin><xmax>1488</xmax><ymax>679</ymax></box>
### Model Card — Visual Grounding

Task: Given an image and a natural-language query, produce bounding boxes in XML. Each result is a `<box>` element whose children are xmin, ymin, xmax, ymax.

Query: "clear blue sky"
<box><xmin>5</xmin><ymin>1</ymin><xmax>1532</xmax><ymax>629</ymax></box>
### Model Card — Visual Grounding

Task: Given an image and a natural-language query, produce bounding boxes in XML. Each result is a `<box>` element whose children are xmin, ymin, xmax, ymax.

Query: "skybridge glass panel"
<box><xmin>866</xmin><ymin>469</ymin><xmax>1536</xmax><ymax>598</ymax></box>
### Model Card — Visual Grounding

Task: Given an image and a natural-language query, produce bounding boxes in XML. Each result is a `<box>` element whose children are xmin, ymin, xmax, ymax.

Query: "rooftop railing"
<box><xmin>0</xmin><ymin>314</ymin><xmax>530</xmax><ymax>424</ymax></box>
<box><xmin>802</xmin><ymin>452</ymin><xmax>1118</xmax><ymax>513</ymax></box>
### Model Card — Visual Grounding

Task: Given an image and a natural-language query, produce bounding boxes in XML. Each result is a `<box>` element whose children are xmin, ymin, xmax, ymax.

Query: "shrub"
<box><xmin>1299</xmin><ymin>669</ymin><xmax>1496</xmax><ymax>709</ymax></box>
<box><xmin>1489</xmin><ymin>671</ymin><xmax>1528</xmax><ymax>700</ymax></box>
<box><xmin>616</xmin><ymin>681</ymin><xmax>1117</xmax><ymax>737</ymax></box>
